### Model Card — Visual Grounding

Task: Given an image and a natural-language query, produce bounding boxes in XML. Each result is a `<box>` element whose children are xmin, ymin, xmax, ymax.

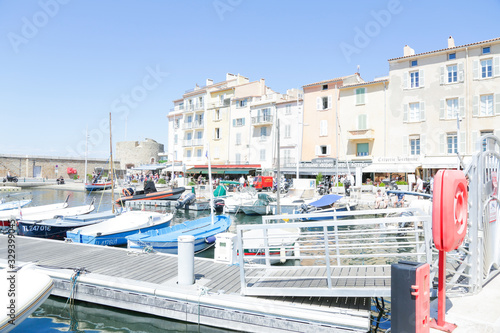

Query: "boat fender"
<box><xmin>122</xmin><ymin>187</ymin><xmax>134</xmax><ymax>196</ymax></box>
<box><xmin>205</xmin><ymin>235</ymin><xmax>216</xmax><ymax>244</ymax></box>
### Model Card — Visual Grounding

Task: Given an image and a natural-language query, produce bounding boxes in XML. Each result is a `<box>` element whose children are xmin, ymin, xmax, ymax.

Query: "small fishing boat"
<box><xmin>18</xmin><ymin>209</ymin><xmax>118</xmax><ymax>240</ymax></box>
<box><xmin>127</xmin><ymin>214</ymin><xmax>232</xmax><ymax>254</ymax></box>
<box><xmin>0</xmin><ymin>197</ymin><xmax>32</xmax><ymax>211</ymax></box>
<box><xmin>0</xmin><ymin>267</ymin><xmax>53</xmax><ymax>332</ymax></box>
<box><xmin>0</xmin><ymin>197</ymin><xmax>72</xmax><ymax>228</ymax></box>
<box><xmin>242</xmin><ymin>227</ymin><xmax>300</xmax><ymax>265</ymax></box>
<box><xmin>295</xmin><ymin>194</ymin><xmax>357</xmax><ymax>220</ymax></box>
<box><xmin>239</xmin><ymin>193</ymin><xmax>275</xmax><ymax>215</ymax></box>
<box><xmin>84</xmin><ymin>179</ymin><xmax>112</xmax><ymax>191</ymax></box>
<box><xmin>66</xmin><ymin>210</ymin><xmax>173</xmax><ymax>246</ymax></box>
<box><xmin>116</xmin><ymin>182</ymin><xmax>185</xmax><ymax>204</ymax></box>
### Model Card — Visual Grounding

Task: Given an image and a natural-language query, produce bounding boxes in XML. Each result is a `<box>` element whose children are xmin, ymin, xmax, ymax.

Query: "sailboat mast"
<box><xmin>109</xmin><ymin>113</ymin><xmax>115</xmax><ymax>214</ymax></box>
<box><xmin>84</xmin><ymin>126</ymin><xmax>88</xmax><ymax>186</ymax></box>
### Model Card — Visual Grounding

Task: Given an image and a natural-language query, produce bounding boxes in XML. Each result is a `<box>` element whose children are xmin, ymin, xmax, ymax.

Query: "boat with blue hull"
<box><xmin>127</xmin><ymin>214</ymin><xmax>232</xmax><ymax>254</ymax></box>
<box><xmin>0</xmin><ymin>198</ymin><xmax>32</xmax><ymax>211</ymax></box>
<box><xmin>18</xmin><ymin>210</ymin><xmax>119</xmax><ymax>240</ymax></box>
<box><xmin>66</xmin><ymin>211</ymin><xmax>173</xmax><ymax>246</ymax></box>
<box><xmin>295</xmin><ymin>194</ymin><xmax>357</xmax><ymax>220</ymax></box>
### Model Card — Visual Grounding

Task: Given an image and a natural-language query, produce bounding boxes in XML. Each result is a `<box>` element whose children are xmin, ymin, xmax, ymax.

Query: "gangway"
<box><xmin>237</xmin><ymin>207</ymin><xmax>433</xmax><ymax>297</ymax></box>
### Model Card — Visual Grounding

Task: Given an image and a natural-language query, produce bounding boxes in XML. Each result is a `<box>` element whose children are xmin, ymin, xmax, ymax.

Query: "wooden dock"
<box><xmin>0</xmin><ymin>235</ymin><xmax>371</xmax><ymax>332</ymax></box>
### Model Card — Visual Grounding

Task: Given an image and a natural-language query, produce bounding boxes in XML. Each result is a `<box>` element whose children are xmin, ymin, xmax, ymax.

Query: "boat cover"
<box><xmin>308</xmin><ymin>194</ymin><xmax>342</xmax><ymax>208</ymax></box>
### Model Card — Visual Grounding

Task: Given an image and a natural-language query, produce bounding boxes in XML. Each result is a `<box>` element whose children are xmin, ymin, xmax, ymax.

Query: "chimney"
<box><xmin>403</xmin><ymin>45</ymin><xmax>415</xmax><ymax>57</ymax></box>
<box><xmin>448</xmin><ymin>36</ymin><xmax>455</xmax><ymax>48</ymax></box>
<box><xmin>206</xmin><ymin>79</ymin><xmax>213</xmax><ymax>86</ymax></box>
<box><xmin>260</xmin><ymin>78</ymin><xmax>266</xmax><ymax>95</ymax></box>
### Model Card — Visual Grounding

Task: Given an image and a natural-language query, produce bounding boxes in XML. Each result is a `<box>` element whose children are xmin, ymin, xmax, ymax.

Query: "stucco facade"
<box><xmin>387</xmin><ymin>36</ymin><xmax>500</xmax><ymax>172</ymax></box>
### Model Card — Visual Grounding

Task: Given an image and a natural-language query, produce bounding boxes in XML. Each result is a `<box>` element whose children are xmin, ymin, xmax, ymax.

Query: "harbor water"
<box><xmin>8</xmin><ymin>187</ymin><xmax>389</xmax><ymax>332</ymax></box>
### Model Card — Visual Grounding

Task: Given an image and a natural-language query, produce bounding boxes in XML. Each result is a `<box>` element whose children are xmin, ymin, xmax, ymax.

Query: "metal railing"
<box><xmin>237</xmin><ymin>207</ymin><xmax>433</xmax><ymax>297</ymax></box>
<box><xmin>450</xmin><ymin>134</ymin><xmax>500</xmax><ymax>296</ymax></box>
<box><xmin>251</xmin><ymin>115</ymin><xmax>273</xmax><ymax>125</ymax></box>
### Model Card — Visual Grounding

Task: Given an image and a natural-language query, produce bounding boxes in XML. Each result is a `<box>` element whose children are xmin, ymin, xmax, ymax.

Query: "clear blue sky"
<box><xmin>1</xmin><ymin>0</ymin><xmax>499</xmax><ymax>159</ymax></box>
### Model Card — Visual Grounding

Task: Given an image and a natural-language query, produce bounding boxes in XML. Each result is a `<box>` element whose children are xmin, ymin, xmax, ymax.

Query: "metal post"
<box><xmin>276</xmin><ymin>118</ymin><xmax>281</xmax><ymax>215</ymax></box>
<box><xmin>178</xmin><ymin>235</ymin><xmax>195</xmax><ymax>285</ymax></box>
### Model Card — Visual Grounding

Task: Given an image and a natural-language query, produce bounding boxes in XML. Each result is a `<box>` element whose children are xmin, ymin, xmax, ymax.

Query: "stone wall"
<box><xmin>115</xmin><ymin>138</ymin><xmax>165</xmax><ymax>169</ymax></box>
<box><xmin>0</xmin><ymin>154</ymin><xmax>121</xmax><ymax>180</ymax></box>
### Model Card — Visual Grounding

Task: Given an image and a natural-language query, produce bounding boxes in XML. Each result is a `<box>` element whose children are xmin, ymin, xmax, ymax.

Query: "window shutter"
<box><xmin>315</xmin><ymin>145</ymin><xmax>320</xmax><ymax>155</ymax></box>
<box><xmin>420</xmin><ymin>134</ymin><xmax>426</xmax><ymax>155</ymax></box>
<box><xmin>494</xmin><ymin>57</ymin><xmax>500</xmax><ymax>77</ymax></box>
<box><xmin>419</xmin><ymin>69</ymin><xmax>425</xmax><ymax>87</ymax></box>
<box><xmin>440</xmin><ymin>99</ymin><xmax>445</xmax><ymax>119</ymax></box>
<box><xmin>328</xmin><ymin>96</ymin><xmax>332</xmax><ymax>109</ymax></box>
<box><xmin>458</xmin><ymin>63</ymin><xmax>464</xmax><ymax>82</ymax></box>
<box><xmin>233</xmin><ymin>119</ymin><xmax>236</xmax><ymax>126</ymax></box>
<box><xmin>471</xmin><ymin>131</ymin><xmax>478</xmax><ymax>151</ymax></box>
<box><xmin>403</xmin><ymin>72</ymin><xmax>408</xmax><ymax>89</ymax></box>
<box><xmin>242</xmin><ymin>118</ymin><xmax>245</xmax><ymax>125</ymax></box>
<box><xmin>473</xmin><ymin>60</ymin><xmax>479</xmax><ymax>80</ymax></box>
<box><xmin>495</xmin><ymin>130</ymin><xmax>500</xmax><ymax>141</ymax></box>
<box><xmin>495</xmin><ymin>94</ymin><xmax>500</xmax><ymax>115</ymax></box>
<box><xmin>402</xmin><ymin>135</ymin><xmax>408</xmax><ymax>155</ymax></box>
<box><xmin>440</xmin><ymin>66</ymin><xmax>445</xmax><ymax>84</ymax></box>
<box><xmin>460</xmin><ymin>131</ymin><xmax>466</xmax><ymax>154</ymax></box>
<box><xmin>403</xmin><ymin>104</ymin><xmax>408</xmax><ymax>122</ymax></box>
<box><xmin>327</xmin><ymin>145</ymin><xmax>331</xmax><ymax>155</ymax></box>
<box><xmin>473</xmin><ymin>95</ymin><xmax>479</xmax><ymax>116</ymax></box>
<box><xmin>316</xmin><ymin>97</ymin><xmax>321</xmax><ymax>110</ymax></box>
<box><xmin>420</xmin><ymin>101</ymin><xmax>425</xmax><ymax>121</ymax></box>
<box><xmin>459</xmin><ymin>97</ymin><xmax>465</xmax><ymax>118</ymax></box>
<box><xmin>439</xmin><ymin>133</ymin><xmax>445</xmax><ymax>154</ymax></box>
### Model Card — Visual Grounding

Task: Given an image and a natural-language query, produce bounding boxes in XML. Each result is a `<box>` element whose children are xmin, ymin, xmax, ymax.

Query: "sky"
<box><xmin>1</xmin><ymin>0</ymin><xmax>499</xmax><ymax>159</ymax></box>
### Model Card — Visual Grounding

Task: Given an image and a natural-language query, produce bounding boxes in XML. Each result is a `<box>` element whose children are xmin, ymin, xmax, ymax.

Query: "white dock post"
<box><xmin>178</xmin><ymin>235</ymin><xmax>195</xmax><ymax>285</ymax></box>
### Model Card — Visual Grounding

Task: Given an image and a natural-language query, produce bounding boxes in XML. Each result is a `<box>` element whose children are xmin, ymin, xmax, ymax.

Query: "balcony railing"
<box><xmin>183</xmin><ymin>122</ymin><xmax>193</xmax><ymax>130</ymax></box>
<box><xmin>347</xmin><ymin>129</ymin><xmax>375</xmax><ymax>141</ymax></box>
<box><xmin>192</xmin><ymin>139</ymin><xmax>204</xmax><ymax>146</ymax></box>
<box><xmin>208</xmin><ymin>98</ymin><xmax>231</xmax><ymax>109</ymax></box>
<box><xmin>170</xmin><ymin>105</ymin><xmax>185</xmax><ymax>112</ymax></box>
<box><xmin>192</xmin><ymin>121</ymin><xmax>204</xmax><ymax>129</ymax></box>
<box><xmin>251</xmin><ymin>115</ymin><xmax>273</xmax><ymax>125</ymax></box>
<box><xmin>183</xmin><ymin>139</ymin><xmax>193</xmax><ymax>147</ymax></box>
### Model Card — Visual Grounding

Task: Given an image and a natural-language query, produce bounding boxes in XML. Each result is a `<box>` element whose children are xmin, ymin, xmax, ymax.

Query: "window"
<box><xmin>320</xmin><ymin>145</ymin><xmax>328</xmax><ymax>155</ymax></box>
<box><xmin>234</xmin><ymin>118</ymin><xmax>245</xmax><ymax>127</ymax></box>
<box><xmin>410</xmin><ymin>71</ymin><xmax>419</xmax><ymax>88</ymax></box>
<box><xmin>358</xmin><ymin>114</ymin><xmax>367</xmax><ymax>130</ymax></box>
<box><xmin>411</xmin><ymin>60</ymin><xmax>418</xmax><ymax>67</ymax></box>
<box><xmin>481</xmin><ymin>59</ymin><xmax>492</xmax><ymax>78</ymax></box>
<box><xmin>174</xmin><ymin>134</ymin><xmax>178</xmax><ymax>145</ymax></box>
<box><xmin>237</xmin><ymin>99</ymin><xmax>247</xmax><ymax>108</ymax></box>
<box><xmin>317</xmin><ymin>96</ymin><xmax>332</xmax><ymax>110</ymax></box>
<box><xmin>409</xmin><ymin>103</ymin><xmax>420</xmax><ymax>122</ymax></box>
<box><xmin>186</xmin><ymin>150</ymin><xmax>192</xmax><ymax>158</ymax></box>
<box><xmin>320</xmin><ymin>120</ymin><xmax>328</xmax><ymax>136</ymax></box>
<box><xmin>483</xmin><ymin>46</ymin><xmax>491</xmax><ymax>54</ymax></box>
<box><xmin>260</xmin><ymin>127</ymin><xmax>267</xmax><ymax>141</ymax></box>
<box><xmin>261</xmin><ymin>108</ymin><xmax>272</xmax><ymax>122</ymax></box>
<box><xmin>447</xmin><ymin>98</ymin><xmax>458</xmax><ymax>119</ymax></box>
<box><xmin>235</xmin><ymin>153</ymin><xmax>241</xmax><ymax>164</ymax></box>
<box><xmin>355</xmin><ymin>88</ymin><xmax>366</xmax><ymax>105</ymax></box>
<box><xmin>259</xmin><ymin>149</ymin><xmax>266</xmax><ymax>161</ymax></box>
<box><xmin>214</xmin><ymin>109</ymin><xmax>221</xmax><ymax>120</ymax></box>
<box><xmin>356</xmin><ymin>143</ymin><xmax>369</xmax><ymax>156</ymax></box>
<box><xmin>481</xmin><ymin>131</ymin><xmax>494</xmax><ymax>151</ymax></box>
<box><xmin>174</xmin><ymin>119</ymin><xmax>180</xmax><ymax>129</ymax></box>
<box><xmin>285</xmin><ymin>104</ymin><xmax>291</xmax><ymax>115</ymax></box>
<box><xmin>410</xmin><ymin>138</ymin><xmax>420</xmax><ymax>155</ymax></box>
<box><xmin>447</xmin><ymin>133</ymin><xmax>458</xmax><ymax>154</ymax></box>
<box><xmin>322</xmin><ymin>97</ymin><xmax>329</xmax><ymax>109</ymax></box>
<box><xmin>196</xmin><ymin>149</ymin><xmax>202</xmax><ymax>158</ymax></box>
<box><xmin>322</xmin><ymin>84</ymin><xmax>328</xmax><ymax>90</ymax></box>
<box><xmin>480</xmin><ymin>94</ymin><xmax>494</xmax><ymax>116</ymax></box>
<box><xmin>235</xmin><ymin>133</ymin><xmax>241</xmax><ymax>145</ymax></box>
<box><xmin>447</xmin><ymin>65</ymin><xmax>458</xmax><ymax>83</ymax></box>
<box><xmin>448</xmin><ymin>53</ymin><xmax>456</xmax><ymax>60</ymax></box>
<box><xmin>214</xmin><ymin>128</ymin><xmax>221</xmax><ymax>140</ymax></box>
<box><xmin>284</xmin><ymin>124</ymin><xmax>291</xmax><ymax>138</ymax></box>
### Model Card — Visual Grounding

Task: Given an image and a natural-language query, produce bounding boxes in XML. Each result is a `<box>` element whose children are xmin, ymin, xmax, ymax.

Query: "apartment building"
<box><xmin>301</xmin><ymin>74</ymin><xmax>361</xmax><ymax>162</ymax></box>
<box><xmin>387</xmin><ymin>36</ymin><xmax>500</xmax><ymax>176</ymax></box>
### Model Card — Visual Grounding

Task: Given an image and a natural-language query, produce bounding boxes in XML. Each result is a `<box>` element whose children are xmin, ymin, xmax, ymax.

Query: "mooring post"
<box><xmin>178</xmin><ymin>235</ymin><xmax>195</xmax><ymax>285</ymax></box>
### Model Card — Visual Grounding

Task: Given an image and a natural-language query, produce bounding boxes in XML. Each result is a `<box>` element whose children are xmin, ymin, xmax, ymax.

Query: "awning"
<box><xmin>363</xmin><ymin>162</ymin><xmax>421</xmax><ymax>173</ymax></box>
<box><xmin>186</xmin><ymin>164</ymin><xmax>259</xmax><ymax>175</ymax></box>
<box><xmin>132</xmin><ymin>164</ymin><xmax>168</xmax><ymax>171</ymax></box>
<box><xmin>421</xmin><ymin>156</ymin><xmax>470</xmax><ymax>169</ymax></box>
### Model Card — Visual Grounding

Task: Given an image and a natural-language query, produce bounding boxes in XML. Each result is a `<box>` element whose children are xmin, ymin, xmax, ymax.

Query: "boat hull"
<box><xmin>85</xmin><ymin>182</ymin><xmax>112</xmax><ymax>191</ymax></box>
<box><xmin>116</xmin><ymin>187</ymin><xmax>186</xmax><ymax>204</ymax></box>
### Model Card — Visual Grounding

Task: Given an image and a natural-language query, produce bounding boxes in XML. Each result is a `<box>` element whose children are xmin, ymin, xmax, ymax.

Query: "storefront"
<box><xmin>281</xmin><ymin>158</ymin><xmax>372</xmax><ymax>182</ymax></box>
<box><xmin>362</xmin><ymin>156</ymin><xmax>422</xmax><ymax>184</ymax></box>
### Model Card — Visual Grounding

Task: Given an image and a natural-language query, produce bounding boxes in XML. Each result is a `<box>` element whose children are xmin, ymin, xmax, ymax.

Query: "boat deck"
<box><xmin>0</xmin><ymin>235</ymin><xmax>371</xmax><ymax>332</ymax></box>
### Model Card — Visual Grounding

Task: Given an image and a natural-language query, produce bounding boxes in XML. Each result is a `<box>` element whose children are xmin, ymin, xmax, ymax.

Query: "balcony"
<box><xmin>251</xmin><ymin>115</ymin><xmax>274</xmax><ymax>126</ymax></box>
<box><xmin>192</xmin><ymin>138</ymin><xmax>204</xmax><ymax>146</ymax></box>
<box><xmin>183</xmin><ymin>122</ymin><xmax>193</xmax><ymax>130</ymax></box>
<box><xmin>208</xmin><ymin>98</ymin><xmax>231</xmax><ymax>109</ymax></box>
<box><xmin>169</xmin><ymin>105</ymin><xmax>185</xmax><ymax>112</ymax></box>
<box><xmin>183</xmin><ymin>139</ymin><xmax>193</xmax><ymax>147</ymax></box>
<box><xmin>347</xmin><ymin>129</ymin><xmax>375</xmax><ymax>141</ymax></box>
<box><xmin>192</xmin><ymin>121</ymin><xmax>204</xmax><ymax>129</ymax></box>
<box><xmin>193</xmin><ymin>104</ymin><xmax>205</xmax><ymax>111</ymax></box>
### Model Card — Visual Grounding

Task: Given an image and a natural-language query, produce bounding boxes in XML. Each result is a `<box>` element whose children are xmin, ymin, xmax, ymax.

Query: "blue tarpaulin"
<box><xmin>308</xmin><ymin>194</ymin><xmax>343</xmax><ymax>208</ymax></box>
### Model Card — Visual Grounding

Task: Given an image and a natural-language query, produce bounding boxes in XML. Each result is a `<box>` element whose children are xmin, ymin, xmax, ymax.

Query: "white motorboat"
<box><xmin>242</xmin><ymin>227</ymin><xmax>300</xmax><ymax>264</ymax></box>
<box><xmin>0</xmin><ymin>267</ymin><xmax>53</xmax><ymax>332</ymax></box>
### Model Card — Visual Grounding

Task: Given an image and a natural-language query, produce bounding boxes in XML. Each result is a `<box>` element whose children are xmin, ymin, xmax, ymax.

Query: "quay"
<box><xmin>0</xmin><ymin>235</ymin><xmax>372</xmax><ymax>332</ymax></box>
